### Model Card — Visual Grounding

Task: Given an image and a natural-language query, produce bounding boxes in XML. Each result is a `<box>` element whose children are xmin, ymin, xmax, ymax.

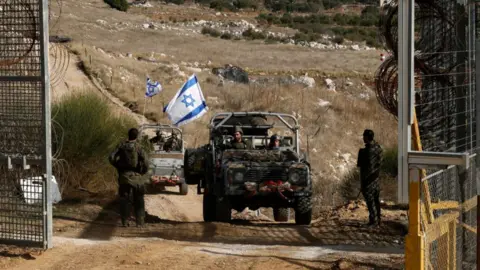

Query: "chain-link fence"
<box><xmin>0</xmin><ymin>0</ymin><xmax>51</xmax><ymax>248</ymax></box>
<box><xmin>414</xmin><ymin>0</ymin><xmax>478</xmax><ymax>269</ymax></box>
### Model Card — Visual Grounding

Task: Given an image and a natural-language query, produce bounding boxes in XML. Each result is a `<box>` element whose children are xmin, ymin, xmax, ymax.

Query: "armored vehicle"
<box><xmin>199</xmin><ymin>112</ymin><xmax>312</xmax><ymax>225</ymax></box>
<box><xmin>139</xmin><ymin>124</ymin><xmax>188</xmax><ymax>195</ymax></box>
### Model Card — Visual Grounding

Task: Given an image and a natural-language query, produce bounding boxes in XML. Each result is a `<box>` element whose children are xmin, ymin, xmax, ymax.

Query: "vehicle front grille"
<box><xmin>153</xmin><ymin>167</ymin><xmax>175</xmax><ymax>176</ymax></box>
<box><xmin>244</xmin><ymin>166</ymin><xmax>288</xmax><ymax>182</ymax></box>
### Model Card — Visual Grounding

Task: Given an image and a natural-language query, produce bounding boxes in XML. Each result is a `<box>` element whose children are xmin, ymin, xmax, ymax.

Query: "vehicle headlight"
<box><xmin>234</xmin><ymin>172</ymin><xmax>244</xmax><ymax>182</ymax></box>
<box><xmin>289</xmin><ymin>171</ymin><xmax>300</xmax><ymax>183</ymax></box>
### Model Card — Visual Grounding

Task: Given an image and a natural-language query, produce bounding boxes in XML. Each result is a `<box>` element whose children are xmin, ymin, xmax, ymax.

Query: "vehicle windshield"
<box><xmin>139</xmin><ymin>125</ymin><xmax>183</xmax><ymax>153</ymax></box>
<box><xmin>210</xmin><ymin>113</ymin><xmax>298</xmax><ymax>152</ymax></box>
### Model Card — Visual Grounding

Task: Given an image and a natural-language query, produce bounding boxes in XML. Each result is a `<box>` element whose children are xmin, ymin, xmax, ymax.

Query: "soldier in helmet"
<box><xmin>226</xmin><ymin>126</ymin><xmax>250</xmax><ymax>149</ymax></box>
<box><xmin>150</xmin><ymin>130</ymin><xmax>167</xmax><ymax>145</ymax></box>
<box><xmin>267</xmin><ymin>134</ymin><xmax>281</xmax><ymax>150</ymax></box>
<box><xmin>357</xmin><ymin>129</ymin><xmax>383</xmax><ymax>226</ymax></box>
<box><xmin>163</xmin><ymin>131</ymin><xmax>181</xmax><ymax>152</ymax></box>
<box><xmin>109</xmin><ymin>128</ymin><xmax>150</xmax><ymax>228</ymax></box>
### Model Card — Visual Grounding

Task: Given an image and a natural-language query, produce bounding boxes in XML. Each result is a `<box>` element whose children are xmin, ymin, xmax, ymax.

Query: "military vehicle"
<box><xmin>197</xmin><ymin>112</ymin><xmax>312</xmax><ymax>225</ymax></box>
<box><xmin>139</xmin><ymin>124</ymin><xmax>188</xmax><ymax>195</ymax></box>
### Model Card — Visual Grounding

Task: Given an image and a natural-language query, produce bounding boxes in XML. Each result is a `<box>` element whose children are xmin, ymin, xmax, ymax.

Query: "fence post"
<box><xmin>475</xmin><ymin>40</ymin><xmax>480</xmax><ymax>270</ymax></box>
<box><xmin>398</xmin><ymin>0</ymin><xmax>423</xmax><ymax>268</ymax></box>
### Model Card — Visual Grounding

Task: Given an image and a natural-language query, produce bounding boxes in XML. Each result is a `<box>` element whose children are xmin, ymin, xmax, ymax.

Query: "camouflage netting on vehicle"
<box><xmin>221</xmin><ymin>150</ymin><xmax>299</xmax><ymax>163</ymax></box>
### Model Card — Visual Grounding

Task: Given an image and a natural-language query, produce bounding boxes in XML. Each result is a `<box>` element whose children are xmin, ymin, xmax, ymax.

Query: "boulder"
<box><xmin>212</xmin><ymin>64</ymin><xmax>249</xmax><ymax>84</ymax></box>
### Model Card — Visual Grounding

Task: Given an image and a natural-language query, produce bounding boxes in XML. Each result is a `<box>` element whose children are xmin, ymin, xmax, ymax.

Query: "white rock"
<box><xmin>325</xmin><ymin>78</ymin><xmax>336</xmax><ymax>91</ymax></box>
<box><xmin>359</xmin><ymin>93</ymin><xmax>370</xmax><ymax>100</ymax></box>
<box><xmin>336</xmin><ymin>164</ymin><xmax>348</xmax><ymax>175</ymax></box>
<box><xmin>186</xmin><ymin>67</ymin><xmax>202</xmax><ymax>73</ymax></box>
<box><xmin>351</xmin><ymin>45</ymin><xmax>360</xmax><ymax>51</ymax></box>
<box><xmin>346</xmin><ymin>81</ymin><xmax>353</xmax><ymax>86</ymax></box>
<box><xmin>142</xmin><ymin>23</ymin><xmax>150</xmax><ymax>29</ymax></box>
<box><xmin>298</xmin><ymin>74</ymin><xmax>315</xmax><ymax>88</ymax></box>
<box><xmin>177</xmin><ymin>71</ymin><xmax>186</xmax><ymax>77</ymax></box>
<box><xmin>207</xmin><ymin>96</ymin><xmax>219</xmax><ymax>103</ymax></box>
<box><xmin>340</xmin><ymin>153</ymin><xmax>351</xmax><ymax>162</ymax></box>
<box><xmin>317</xmin><ymin>98</ymin><xmax>331</xmax><ymax>108</ymax></box>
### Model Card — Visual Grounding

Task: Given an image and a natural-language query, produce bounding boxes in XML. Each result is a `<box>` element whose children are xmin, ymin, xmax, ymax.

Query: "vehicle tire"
<box><xmin>215</xmin><ymin>196</ymin><xmax>232</xmax><ymax>223</ymax></box>
<box><xmin>203</xmin><ymin>193</ymin><xmax>216</xmax><ymax>222</ymax></box>
<box><xmin>179</xmin><ymin>182</ymin><xmax>188</xmax><ymax>195</ymax></box>
<box><xmin>273</xmin><ymin>207</ymin><xmax>290</xmax><ymax>222</ymax></box>
<box><xmin>294</xmin><ymin>196</ymin><xmax>312</xmax><ymax>225</ymax></box>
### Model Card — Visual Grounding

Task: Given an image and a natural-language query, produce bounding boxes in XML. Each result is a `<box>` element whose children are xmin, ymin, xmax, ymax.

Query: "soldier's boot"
<box><xmin>134</xmin><ymin>198</ymin><xmax>146</xmax><ymax>228</ymax></box>
<box><xmin>136</xmin><ymin>215</ymin><xmax>146</xmax><ymax>228</ymax></box>
<box><xmin>119</xmin><ymin>197</ymin><xmax>130</xmax><ymax>227</ymax></box>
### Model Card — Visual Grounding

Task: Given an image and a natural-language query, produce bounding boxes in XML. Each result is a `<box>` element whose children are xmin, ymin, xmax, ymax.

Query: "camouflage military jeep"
<box><xmin>139</xmin><ymin>124</ymin><xmax>188</xmax><ymax>195</ymax></box>
<box><xmin>199</xmin><ymin>112</ymin><xmax>313</xmax><ymax>225</ymax></box>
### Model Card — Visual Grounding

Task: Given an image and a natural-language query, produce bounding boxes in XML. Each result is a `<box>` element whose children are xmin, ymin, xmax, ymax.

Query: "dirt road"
<box><xmin>0</xmin><ymin>186</ymin><xmax>406</xmax><ymax>270</ymax></box>
<box><xmin>0</xmin><ymin>235</ymin><xmax>404</xmax><ymax>270</ymax></box>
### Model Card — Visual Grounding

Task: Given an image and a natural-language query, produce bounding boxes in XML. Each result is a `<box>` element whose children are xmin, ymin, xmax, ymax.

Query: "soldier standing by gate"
<box><xmin>109</xmin><ymin>128</ymin><xmax>150</xmax><ymax>227</ymax></box>
<box><xmin>357</xmin><ymin>129</ymin><xmax>383</xmax><ymax>226</ymax></box>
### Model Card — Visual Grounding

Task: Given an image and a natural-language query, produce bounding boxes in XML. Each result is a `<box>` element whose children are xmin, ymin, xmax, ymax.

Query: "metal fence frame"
<box><xmin>399</xmin><ymin>0</ymin><xmax>479</xmax><ymax>268</ymax></box>
<box><xmin>0</xmin><ymin>0</ymin><xmax>52</xmax><ymax>249</ymax></box>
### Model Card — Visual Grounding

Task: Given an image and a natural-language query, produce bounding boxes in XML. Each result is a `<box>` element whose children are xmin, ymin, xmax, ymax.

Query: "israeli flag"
<box><xmin>163</xmin><ymin>74</ymin><xmax>208</xmax><ymax>127</ymax></box>
<box><xmin>145</xmin><ymin>77</ymin><xmax>163</xmax><ymax>98</ymax></box>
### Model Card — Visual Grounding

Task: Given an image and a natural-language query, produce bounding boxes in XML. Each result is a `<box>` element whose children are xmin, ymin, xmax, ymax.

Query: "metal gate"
<box><xmin>0</xmin><ymin>0</ymin><xmax>52</xmax><ymax>249</ymax></box>
<box><xmin>394</xmin><ymin>0</ymin><xmax>479</xmax><ymax>269</ymax></box>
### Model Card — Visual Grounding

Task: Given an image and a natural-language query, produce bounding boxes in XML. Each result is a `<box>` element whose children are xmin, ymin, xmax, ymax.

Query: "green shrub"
<box><xmin>220</xmin><ymin>32</ymin><xmax>233</xmax><ymax>39</ymax></box>
<box><xmin>104</xmin><ymin>0</ymin><xmax>129</xmax><ymax>12</ymax></box>
<box><xmin>52</xmin><ymin>92</ymin><xmax>136</xmax><ymax>196</ymax></box>
<box><xmin>242</xmin><ymin>28</ymin><xmax>267</xmax><ymax>40</ymax></box>
<box><xmin>201</xmin><ymin>27</ymin><xmax>222</xmax><ymax>37</ymax></box>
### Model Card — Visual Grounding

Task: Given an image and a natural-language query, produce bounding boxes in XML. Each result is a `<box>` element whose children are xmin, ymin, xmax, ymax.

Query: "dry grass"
<box><xmin>51</xmin><ymin>0</ymin><xmax>382</xmax><ymax>76</ymax></box>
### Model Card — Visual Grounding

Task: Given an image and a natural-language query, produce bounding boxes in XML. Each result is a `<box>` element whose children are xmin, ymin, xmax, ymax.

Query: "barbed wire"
<box><xmin>0</xmin><ymin>0</ymin><xmax>37</xmax><ymax>67</ymax></box>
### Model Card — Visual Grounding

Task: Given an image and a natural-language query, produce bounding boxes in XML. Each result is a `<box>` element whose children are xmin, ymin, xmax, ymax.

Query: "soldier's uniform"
<box><xmin>357</xmin><ymin>129</ymin><xmax>383</xmax><ymax>226</ymax></box>
<box><xmin>226</xmin><ymin>126</ymin><xmax>250</xmax><ymax>149</ymax></box>
<box><xmin>110</xmin><ymin>139</ymin><xmax>149</xmax><ymax>227</ymax></box>
<box><xmin>150</xmin><ymin>131</ymin><xmax>167</xmax><ymax>149</ymax></box>
<box><xmin>229</xmin><ymin>139</ymin><xmax>249</xmax><ymax>149</ymax></box>
<box><xmin>163</xmin><ymin>133</ymin><xmax>181</xmax><ymax>151</ymax></box>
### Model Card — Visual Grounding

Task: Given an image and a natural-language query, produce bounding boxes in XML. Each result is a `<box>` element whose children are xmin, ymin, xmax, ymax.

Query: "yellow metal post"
<box><xmin>405</xmin><ymin>112</ymin><xmax>425</xmax><ymax>270</ymax></box>
<box><xmin>405</xmin><ymin>177</ymin><xmax>425</xmax><ymax>270</ymax></box>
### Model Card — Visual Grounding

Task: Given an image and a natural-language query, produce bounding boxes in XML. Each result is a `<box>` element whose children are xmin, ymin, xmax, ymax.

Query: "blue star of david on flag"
<box><xmin>163</xmin><ymin>74</ymin><xmax>208</xmax><ymax>127</ymax></box>
<box><xmin>145</xmin><ymin>78</ymin><xmax>163</xmax><ymax>98</ymax></box>
<box><xmin>181</xmin><ymin>94</ymin><xmax>195</xmax><ymax>108</ymax></box>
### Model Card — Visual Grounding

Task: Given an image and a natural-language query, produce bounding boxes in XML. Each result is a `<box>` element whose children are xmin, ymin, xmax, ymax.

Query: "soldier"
<box><xmin>150</xmin><ymin>130</ymin><xmax>167</xmax><ymax>145</ymax></box>
<box><xmin>267</xmin><ymin>134</ymin><xmax>281</xmax><ymax>150</ymax></box>
<box><xmin>226</xmin><ymin>126</ymin><xmax>250</xmax><ymax>149</ymax></box>
<box><xmin>109</xmin><ymin>128</ymin><xmax>150</xmax><ymax>228</ymax></box>
<box><xmin>163</xmin><ymin>131</ymin><xmax>181</xmax><ymax>152</ymax></box>
<box><xmin>357</xmin><ymin>129</ymin><xmax>383</xmax><ymax>226</ymax></box>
